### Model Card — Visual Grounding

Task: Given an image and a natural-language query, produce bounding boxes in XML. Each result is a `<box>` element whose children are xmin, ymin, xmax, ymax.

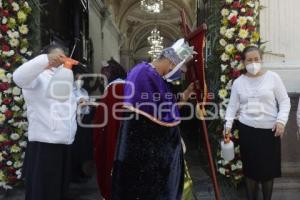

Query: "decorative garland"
<box><xmin>0</xmin><ymin>0</ymin><xmax>32</xmax><ymax>189</ymax></box>
<box><xmin>217</xmin><ymin>0</ymin><xmax>260</xmax><ymax>184</ymax></box>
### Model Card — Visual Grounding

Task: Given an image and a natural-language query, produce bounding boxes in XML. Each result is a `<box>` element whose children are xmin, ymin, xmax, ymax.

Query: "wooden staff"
<box><xmin>181</xmin><ymin>10</ymin><xmax>221</xmax><ymax>200</ymax></box>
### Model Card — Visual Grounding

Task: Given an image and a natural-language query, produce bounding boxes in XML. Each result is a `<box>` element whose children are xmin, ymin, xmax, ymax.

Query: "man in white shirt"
<box><xmin>13</xmin><ymin>44</ymin><xmax>82</xmax><ymax>200</ymax></box>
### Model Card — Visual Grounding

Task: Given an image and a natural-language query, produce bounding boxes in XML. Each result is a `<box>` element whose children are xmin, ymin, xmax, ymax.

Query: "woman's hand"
<box><xmin>273</xmin><ymin>122</ymin><xmax>285</xmax><ymax>138</ymax></box>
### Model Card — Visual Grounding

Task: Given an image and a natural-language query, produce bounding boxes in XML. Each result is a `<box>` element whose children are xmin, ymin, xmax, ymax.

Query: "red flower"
<box><xmin>246</xmin><ymin>10</ymin><xmax>254</xmax><ymax>16</ymax></box>
<box><xmin>2</xmin><ymin>140</ymin><xmax>14</xmax><ymax>146</ymax></box>
<box><xmin>8</xmin><ymin>167</ymin><xmax>16</xmax><ymax>174</ymax></box>
<box><xmin>235</xmin><ymin>55</ymin><xmax>242</xmax><ymax>61</ymax></box>
<box><xmin>0</xmin><ymin>163</ymin><xmax>3</xmax><ymax>169</ymax></box>
<box><xmin>4</xmin><ymin>63</ymin><xmax>12</xmax><ymax>70</ymax></box>
<box><xmin>5</xmin><ymin>110</ymin><xmax>13</xmax><ymax>119</ymax></box>
<box><xmin>247</xmin><ymin>25</ymin><xmax>256</xmax><ymax>32</ymax></box>
<box><xmin>0</xmin><ymin>82</ymin><xmax>10</xmax><ymax>91</ymax></box>
<box><xmin>2</xmin><ymin>9</ymin><xmax>9</xmax><ymax>17</ymax></box>
<box><xmin>230</xmin><ymin>16</ymin><xmax>238</xmax><ymax>25</ymax></box>
<box><xmin>232</xmin><ymin>2</ymin><xmax>242</xmax><ymax>9</ymax></box>
<box><xmin>231</xmin><ymin>69</ymin><xmax>241</xmax><ymax>78</ymax></box>
<box><xmin>3</xmin><ymin>98</ymin><xmax>12</xmax><ymax>105</ymax></box>
<box><xmin>2</xmin><ymin>44</ymin><xmax>10</xmax><ymax>52</ymax></box>
<box><xmin>0</xmin><ymin>24</ymin><xmax>9</xmax><ymax>33</ymax></box>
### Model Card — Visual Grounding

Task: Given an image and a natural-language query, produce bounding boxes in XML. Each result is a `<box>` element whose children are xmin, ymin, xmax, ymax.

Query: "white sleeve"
<box><xmin>13</xmin><ymin>54</ymin><xmax>49</xmax><ymax>89</ymax></box>
<box><xmin>225</xmin><ymin>81</ymin><xmax>240</xmax><ymax>129</ymax></box>
<box><xmin>297</xmin><ymin>98</ymin><xmax>300</xmax><ymax>128</ymax></box>
<box><xmin>273</xmin><ymin>73</ymin><xmax>291</xmax><ymax>126</ymax></box>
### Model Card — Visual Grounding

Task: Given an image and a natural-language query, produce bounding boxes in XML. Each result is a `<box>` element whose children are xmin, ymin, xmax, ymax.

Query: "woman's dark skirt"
<box><xmin>111</xmin><ymin>113</ymin><xmax>184</xmax><ymax>200</ymax></box>
<box><xmin>23</xmin><ymin>141</ymin><xmax>71</xmax><ymax>200</ymax></box>
<box><xmin>237</xmin><ymin>121</ymin><xmax>281</xmax><ymax>182</ymax></box>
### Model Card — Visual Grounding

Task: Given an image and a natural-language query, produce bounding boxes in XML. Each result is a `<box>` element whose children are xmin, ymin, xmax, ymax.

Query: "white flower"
<box><xmin>225</xmin><ymin>80</ymin><xmax>233</xmax><ymax>90</ymax></box>
<box><xmin>4</xmin><ymin>88</ymin><xmax>12</xmax><ymax>94</ymax></box>
<box><xmin>230</xmin><ymin>60</ymin><xmax>239</xmax><ymax>68</ymax></box>
<box><xmin>19</xmin><ymin>25</ymin><xmax>29</xmax><ymax>34</ymax></box>
<box><xmin>247</xmin><ymin>16</ymin><xmax>254</xmax><ymax>22</ymax></box>
<box><xmin>247</xmin><ymin>1</ymin><xmax>255</xmax><ymax>8</ymax></box>
<box><xmin>220</xmin><ymin>26</ymin><xmax>227</xmax><ymax>36</ymax></box>
<box><xmin>19</xmin><ymin>141</ymin><xmax>27</xmax><ymax>148</ymax></box>
<box><xmin>221</xmin><ymin>9</ymin><xmax>229</xmax><ymax>17</ymax></box>
<box><xmin>13</xmin><ymin>31</ymin><xmax>20</xmax><ymax>38</ymax></box>
<box><xmin>219</xmin><ymin>39</ymin><xmax>227</xmax><ymax>47</ymax></box>
<box><xmin>12</xmin><ymin>2</ymin><xmax>20</xmax><ymax>11</ymax></box>
<box><xmin>219</xmin><ymin>89</ymin><xmax>228</xmax><ymax>99</ymax></box>
<box><xmin>236</xmin><ymin>160</ymin><xmax>243</xmax><ymax>169</ymax></box>
<box><xmin>10</xmin><ymin>133</ymin><xmax>20</xmax><ymax>141</ymax></box>
<box><xmin>235</xmin><ymin>146</ymin><xmax>240</xmax><ymax>154</ymax></box>
<box><xmin>231</xmin><ymin>164</ymin><xmax>237</xmax><ymax>171</ymax></box>
<box><xmin>221</xmin><ymin>64</ymin><xmax>228</xmax><ymax>72</ymax></box>
<box><xmin>225</xmin><ymin>44</ymin><xmax>235</xmax><ymax>54</ymax></box>
<box><xmin>237</xmin><ymin>63</ymin><xmax>244</xmax><ymax>70</ymax></box>
<box><xmin>237</xmin><ymin>43</ymin><xmax>246</xmax><ymax>52</ymax></box>
<box><xmin>22</xmin><ymin>58</ymin><xmax>28</xmax><ymax>63</ymax></box>
<box><xmin>219</xmin><ymin>108</ymin><xmax>226</xmax><ymax>119</ymax></box>
<box><xmin>222</xmin><ymin>159</ymin><xmax>229</xmax><ymax>166</ymax></box>
<box><xmin>13</xmin><ymin>161</ymin><xmax>23</xmax><ymax>168</ymax></box>
<box><xmin>2</xmin><ymin>17</ymin><xmax>7</xmax><ymax>24</ymax></box>
<box><xmin>225</xmin><ymin>28</ymin><xmax>235</xmax><ymax>39</ymax></box>
<box><xmin>9</xmin><ymin>38</ymin><xmax>19</xmax><ymax>47</ymax></box>
<box><xmin>225</xmin><ymin>0</ymin><xmax>233</xmax><ymax>4</ymax></box>
<box><xmin>241</xmin><ymin>8</ymin><xmax>246</xmax><ymax>13</ymax></box>
<box><xmin>0</xmin><ymin>105</ymin><xmax>8</xmax><ymax>113</ymax></box>
<box><xmin>238</xmin><ymin>17</ymin><xmax>248</xmax><ymax>26</ymax></box>
<box><xmin>12</xmin><ymin>105</ymin><xmax>20</xmax><ymax>112</ymax></box>
<box><xmin>24</xmin><ymin>2</ymin><xmax>30</xmax><ymax>8</ymax></box>
<box><xmin>0</xmin><ymin>0</ymin><xmax>2</xmax><ymax>8</ymax></box>
<box><xmin>12</xmin><ymin>87</ymin><xmax>21</xmax><ymax>95</ymax></box>
<box><xmin>14</xmin><ymin>96</ymin><xmax>23</xmax><ymax>102</ymax></box>
<box><xmin>7</xmin><ymin>161</ymin><xmax>13</xmax><ymax>166</ymax></box>
<box><xmin>221</xmin><ymin>53</ymin><xmax>230</xmax><ymax>62</ymax></box>
<box><xmin>220</xmin><ymin>75</ymin><xmax>226</xmax><ymax>83</ymax></box>
<box><xmin>26</xmin><ymin>51</ymin><xmax>33</xmax><ymax>56</ymax></box>
<box><xmin>219</xmin><ymin>167</ymin><xmax>226</xmax><ymax>175</ymax></box>
<box><xmin>239</xmin><ymin>29</ymin><xmax>249</xmax><ymax>39</ymax></box>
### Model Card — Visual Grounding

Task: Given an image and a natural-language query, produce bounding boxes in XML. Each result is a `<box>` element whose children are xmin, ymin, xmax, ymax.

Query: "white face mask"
<box><xmin>246</xmin><ymin>63</ymin><xmax>262</xmax><ymax>75</ymax></box>
<box><xmin>75</xmin><ymin>80</ymin><xmax>84</xmax><ymax>88</ymax></box>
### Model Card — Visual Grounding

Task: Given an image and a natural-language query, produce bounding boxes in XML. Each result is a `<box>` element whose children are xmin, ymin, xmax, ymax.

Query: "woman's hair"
<box><xmin>241</xmin><ymin>46</ymin><xmax>263</xmax><ymax>61</ymax></box>
<box><xmin>101</xmin><ymin>58</ymin><xmax>126</xmax><ymax>83</ymax></box>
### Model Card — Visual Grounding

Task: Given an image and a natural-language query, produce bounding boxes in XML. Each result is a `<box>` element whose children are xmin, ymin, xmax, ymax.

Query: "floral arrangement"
<box><xmin>217</xmin><ymin>0</ymin><xmax>261</xmax><ymax>184</ymax></box>
<box><xmin>0</xmin><ymin>0</ymin><xmax>32</xmax><ymax>189</ymax></box>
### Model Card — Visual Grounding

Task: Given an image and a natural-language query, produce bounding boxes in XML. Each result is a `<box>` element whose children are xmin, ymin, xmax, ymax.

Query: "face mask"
<box><xmin>246</xmin><ymin>63</ymin><xmax>262</xmax><ymax>75</ymax></box>
<box><xmin>163</xmin><ymin>59</ymin><xmax>185</xmax><ymax>82</ymax></box>
<box><xmin>75</xmin><ymin>80</ymin><xmax>84</xmax><ymax>88</ymax></box>
<box><xmin>165</xmin><ymin>69</ymin><xmax>182</xmax><ymax>82</ymax></box>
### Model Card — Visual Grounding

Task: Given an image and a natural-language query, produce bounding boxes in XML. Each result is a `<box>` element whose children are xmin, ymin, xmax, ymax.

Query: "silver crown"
<box><xmin>171</xmin><ymin>38</ymin><xmax>197</xmax><ymax>61</ymax></box>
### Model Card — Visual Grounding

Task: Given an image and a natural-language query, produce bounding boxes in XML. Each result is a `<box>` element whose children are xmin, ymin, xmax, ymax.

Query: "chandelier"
<box><xmin>140</xmin><ymin>0</ymin><xmax>164</xmax><ymax>14</ymax></box>
<box><xmin>147</xmin><ymin>28</ymin><xmax>164</xmax><ymax>59</ymax></box>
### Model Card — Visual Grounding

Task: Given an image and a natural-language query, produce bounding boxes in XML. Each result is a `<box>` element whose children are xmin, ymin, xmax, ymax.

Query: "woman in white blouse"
<box><xmin>224</xmin><ymin>46</ymin><xmax>291</xmax><ymax>200</ymax></box>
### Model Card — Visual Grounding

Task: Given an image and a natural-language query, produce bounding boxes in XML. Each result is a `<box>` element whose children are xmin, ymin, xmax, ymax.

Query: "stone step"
<box><xmin>274</xmin><ymin>177</ymin><xmax>300</xmax><ymax>191</ymax></box>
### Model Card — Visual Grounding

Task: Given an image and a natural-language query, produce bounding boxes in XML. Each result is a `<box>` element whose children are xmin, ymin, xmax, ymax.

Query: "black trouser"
<box><xmin>24</xmin><ymin>141</ymin><xmax>71</xmax><ymax>200</ymax></box>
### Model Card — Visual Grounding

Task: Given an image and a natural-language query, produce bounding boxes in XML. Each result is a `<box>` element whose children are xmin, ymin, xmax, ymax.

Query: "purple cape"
<box><xmin>123</xmin><ymin>62</ymin><xmax>180</xmax><ymax>125</ymax></box>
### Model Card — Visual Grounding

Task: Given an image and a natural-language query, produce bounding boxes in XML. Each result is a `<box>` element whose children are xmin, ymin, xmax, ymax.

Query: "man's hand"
<box><xmin>273</xmin><ymin>122</ymin><xmax>285</xmax><ymax>138</ymax></box>
<box><xmin>47</xmin><ymin>52</ymin><xmax>66</xmax><ymax>68</ymax></box>
<box><xmin>181</xmin><ymin>82</ymin><xmax>195</xmax><ymax>102</ymax></box>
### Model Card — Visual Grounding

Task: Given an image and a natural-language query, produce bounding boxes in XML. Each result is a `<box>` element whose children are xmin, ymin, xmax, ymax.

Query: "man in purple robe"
<box><xmin>111</xmin><ymin>39</ymin><xmax>196</xmax><ymax>200</ymax></box>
